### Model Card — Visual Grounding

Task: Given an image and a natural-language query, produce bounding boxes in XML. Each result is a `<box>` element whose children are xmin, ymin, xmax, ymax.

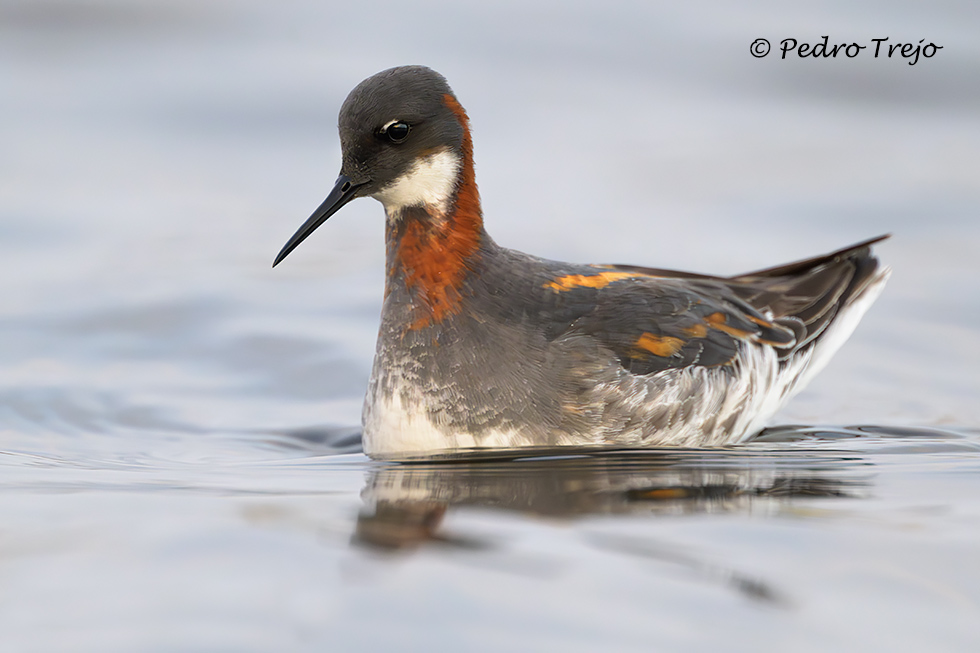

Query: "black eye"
<box><xmin>382</xmin><ymin>121</ymin><xmax>410</xmax><ymax>143</ymax></box>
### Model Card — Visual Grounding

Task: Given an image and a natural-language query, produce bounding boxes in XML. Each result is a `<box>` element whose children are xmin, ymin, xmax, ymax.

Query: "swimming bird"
<box><xmin>273</xmin><ymin>65</ymin><xmax>890</xmax><ymax>460</ymax></box>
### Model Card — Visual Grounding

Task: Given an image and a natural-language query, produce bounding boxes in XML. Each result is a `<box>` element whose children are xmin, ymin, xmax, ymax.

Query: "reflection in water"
<box><xmin>354</xmin><ymin>447</ymin><xmax>871</xmax><ymax>603</ymax></box>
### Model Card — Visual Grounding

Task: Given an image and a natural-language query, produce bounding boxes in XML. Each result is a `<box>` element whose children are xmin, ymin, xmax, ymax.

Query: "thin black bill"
<box><xmin>272</xmin><ymin>175</ymin><xmax>365</xmax><ymax>267</ymax></box>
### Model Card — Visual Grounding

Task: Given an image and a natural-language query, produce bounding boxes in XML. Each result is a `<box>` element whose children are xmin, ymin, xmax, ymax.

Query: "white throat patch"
<box><xmin>372</xmin><ymin>148</ymin><xmax>461</xmax><ymax>220</ymax></box>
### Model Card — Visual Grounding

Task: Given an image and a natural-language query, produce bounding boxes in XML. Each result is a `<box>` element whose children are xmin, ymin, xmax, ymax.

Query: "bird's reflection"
<box><xmin>355</xmin><ymin>447</ymin><xmax>869</xmax><ymax>544</ymax></box>
<box><xmin>353</xmin><ymin>446</ymin><xmax>871</xmax><ymax>603</ymax></box>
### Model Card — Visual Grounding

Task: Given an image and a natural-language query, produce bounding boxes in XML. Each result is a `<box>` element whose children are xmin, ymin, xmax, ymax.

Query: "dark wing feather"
<box><xmin>725</xmin><ymin>235</ymin><xmax>889</xmax><ymax>350</ymax></box>
<box><xmin>561</xmin><ymin>277</ymin><xmax>795</xmax><ymax>375</ymax></box>
<box><xmin>571</xmin><ymin>235</ymin><xmax>888</xmax><ymax>373</ymax></box>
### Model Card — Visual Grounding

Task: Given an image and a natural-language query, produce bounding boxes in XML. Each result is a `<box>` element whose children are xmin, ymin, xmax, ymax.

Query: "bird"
<box><xmin>273</xmin><ymin>65</ymin><xmax>890</xmax><ymax>460</ymax></box>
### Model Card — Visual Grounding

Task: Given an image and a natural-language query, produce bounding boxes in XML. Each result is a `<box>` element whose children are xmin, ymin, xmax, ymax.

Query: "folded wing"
<box><xmin>559</xmin><ymin>235</ymin><xmax>888</xmax><ymax>375</ymax></box>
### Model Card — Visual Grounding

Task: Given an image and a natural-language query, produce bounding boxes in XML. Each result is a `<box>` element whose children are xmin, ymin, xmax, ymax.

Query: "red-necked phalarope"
<box><xmin>273</xmin><ymin>66</ymin><xmax>890</xmax><ymax>460</ymax></box>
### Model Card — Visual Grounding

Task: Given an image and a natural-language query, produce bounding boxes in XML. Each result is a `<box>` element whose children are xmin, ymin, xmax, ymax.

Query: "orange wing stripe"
<box><xmin>544</xmin><ymin>271</ymin><xmax>639</xmax><ymax>292</ymax></box>
<box><xmin>705</xmin><ymin>312</ymin><xmax>754</xmax><ymax>338</ymax></box>
<box><xmin>635</xmin><ymin>332</ymin><xmax>685</xmax><ymax>357</ymax></box>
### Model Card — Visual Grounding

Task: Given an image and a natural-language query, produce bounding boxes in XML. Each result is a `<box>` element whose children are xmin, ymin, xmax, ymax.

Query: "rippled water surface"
<box><xmin>3</xmin><ymin>1</ymin><xmax>980</xmax><ymax>651</ymax></box>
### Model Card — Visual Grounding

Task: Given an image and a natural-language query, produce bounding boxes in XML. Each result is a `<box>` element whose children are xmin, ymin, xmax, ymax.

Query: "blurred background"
<box><xmin>1</xmin><ymin>1</ymin><xmax>979</xmax><ymax>651</ymax></box>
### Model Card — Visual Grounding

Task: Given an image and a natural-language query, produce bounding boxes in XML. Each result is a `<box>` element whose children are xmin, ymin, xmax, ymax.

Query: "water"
<box><xmin>2</xmin><ymin>1</ymin><xmax>980</xmax><ymax>651</ymax></box>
